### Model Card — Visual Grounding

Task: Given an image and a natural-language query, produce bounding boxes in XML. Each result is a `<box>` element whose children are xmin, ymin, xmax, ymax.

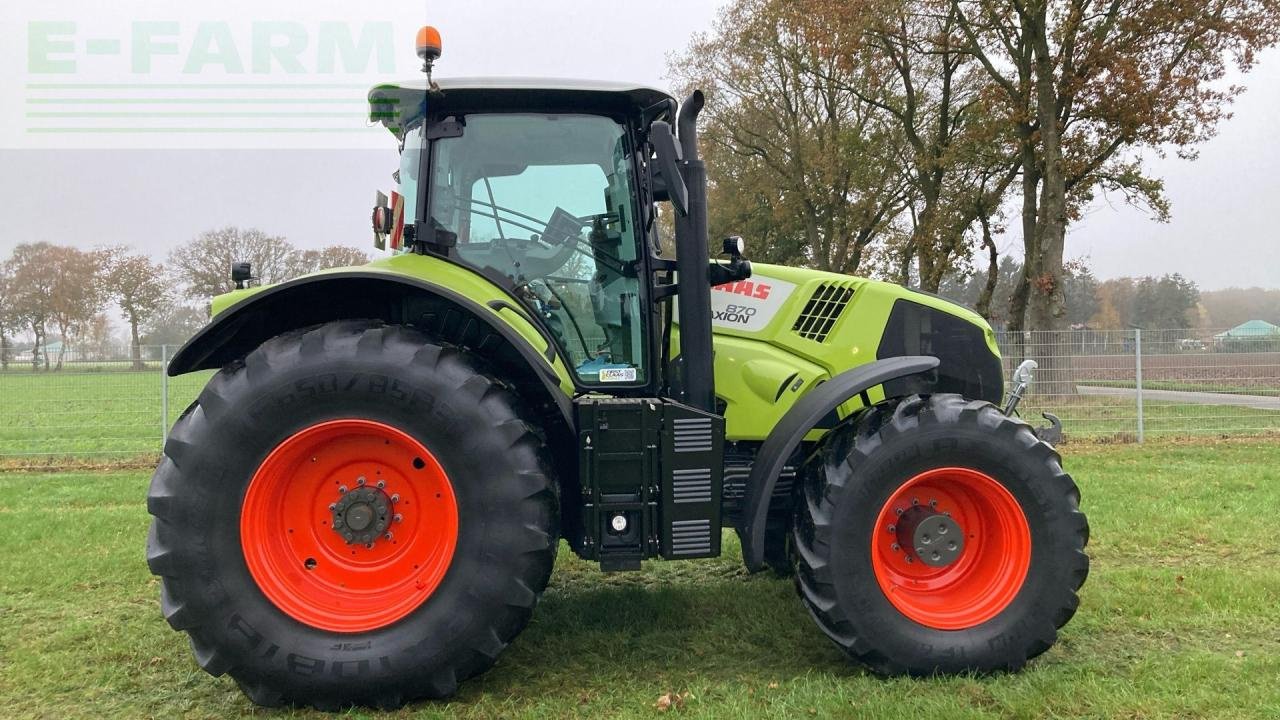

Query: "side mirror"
<box><xmin>649</xmin><ymin>121</ymin><xmax>688</xmax><ymax>216</ymax></box>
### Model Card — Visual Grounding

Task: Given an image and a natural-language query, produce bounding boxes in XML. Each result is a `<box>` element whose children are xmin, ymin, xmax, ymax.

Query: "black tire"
<box><xmin>145</xmin><ymin>321</ymin><xmax>559</xmax><ymax>710</ymax></box>
<box><xmin>792</xmin><ymin>393</ymin><xmax>1089</xmax><ymax>675</ymax></box>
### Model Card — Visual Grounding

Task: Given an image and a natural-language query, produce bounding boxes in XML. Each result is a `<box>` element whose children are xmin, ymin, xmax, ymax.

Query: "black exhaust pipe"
<box><xmin>672</xmin><ymin>90</ymin><xmax>715</xmax><ymax>413</ymax></box>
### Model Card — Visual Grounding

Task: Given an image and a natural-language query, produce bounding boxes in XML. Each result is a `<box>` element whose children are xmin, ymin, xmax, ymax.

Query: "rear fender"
<box><xmin>170</xmin><ymin>271</ymin><xmax>576</xmax><ymax>426</ymax></box>
<box><xmin>738</xmin><ymin>355</ymin><xmax>940</xmax><ymax>572</ymax></box>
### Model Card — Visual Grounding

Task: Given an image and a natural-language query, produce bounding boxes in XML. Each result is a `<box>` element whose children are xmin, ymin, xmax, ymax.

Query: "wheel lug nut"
<box><xmin>377</xmin><ymin>480</ymin><xmax>386</xmax><ymax>489</ymax></box>
<box><xmin>393</xmin><ymin>513</ymin><xmax>403</xmax><ymax>523</ymax></box>
<box><xmin>929</xmin><ymin>499</ymin><xmax>938</xmax><ymax>508</ymax></box>
<box><xmin>895</xmin><ymin>508</ymin><xmax>904</xmax><ymax>516</ymax></box>
<box><xmin>365</xmin><ymin>542</ymin><xmax>374</xmax><ymax>549</ymax></box>
<box><xmin>384</xmin><ymin>532</ymin><xmax>394</xmax><ymax>541</ymax></box>
<box><xmin>328</xmin><ymin>503</ymin><xmax>337</xmax><ymax>511</ymax></box>
<box><xmin>912</xmin><ymin>498</ymin><xmax>919</xmax><ymax>506</ymax></box>
<box><xmin>357</xmin><ymin>476</ymin><xmax>366</xmax><ymax>486</ymax></box>
<box><xmin>887</xmin><ymin>524</ymin><xmax>896</xmax><ymax>533</ymax></box>
<box><xmin>338</xmin><ymin>485</ymin><xmax>348</xmax><ymax>494</ymax></box>
<box><xmin>390</xmin><ymin>494</ymin><xmax>400</xmax><ymax>504</ymax></box>
<box><xmin>891</xmin><ymin>543</ymin><xmax>900</xmax><ymax>551</ymax></box>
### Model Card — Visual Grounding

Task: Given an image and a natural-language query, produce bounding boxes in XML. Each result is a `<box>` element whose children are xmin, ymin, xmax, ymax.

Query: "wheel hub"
<box><xmin>871</xmin><ymin>467</ymin><xmax>1032</xmax><ymax>630</ymax></box>
<box><xmin>896</xmin><ymin>506</ymin><xmax>964</xmax><ymax>567</ymax></box>
<box><xmin>330</xmin><ymin>480</ymin><xmax>394</xmax><ymax>546</ymax></box>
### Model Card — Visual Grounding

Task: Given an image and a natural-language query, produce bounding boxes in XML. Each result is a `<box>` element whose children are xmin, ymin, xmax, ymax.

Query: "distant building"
<box><xmin>1213</xmin><ymin>320</ymin><xmax>1280</xmax><ymax>351</ymax></box>
<box><xmin>1215</xmin><ymin>320</ymin><xmax>1280</xmax><ymax>339</ymax></box>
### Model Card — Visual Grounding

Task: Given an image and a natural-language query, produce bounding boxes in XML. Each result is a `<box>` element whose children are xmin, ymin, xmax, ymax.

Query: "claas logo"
<box><xmin>713</xmin><ymin>280</ymin><xmax>771</xmax><ymax>300</ymax></box>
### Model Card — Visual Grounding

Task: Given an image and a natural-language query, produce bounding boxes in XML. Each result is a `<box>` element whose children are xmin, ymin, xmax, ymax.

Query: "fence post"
<box><xmin>1134</xmin><ymin>328</ymin><xmax>1144</xmax><ymax>443</ymax></box>
<box><xmin>161</xmin><ymin>345</ymin><xmax>170</xmax><ymax>448</ymax></box>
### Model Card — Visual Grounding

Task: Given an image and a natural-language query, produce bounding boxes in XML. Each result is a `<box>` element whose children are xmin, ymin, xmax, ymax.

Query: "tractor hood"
<box><xmin>700</xmin><ymin>263</ymin><xmax>1005</xmax><ymax>424</ymax></box>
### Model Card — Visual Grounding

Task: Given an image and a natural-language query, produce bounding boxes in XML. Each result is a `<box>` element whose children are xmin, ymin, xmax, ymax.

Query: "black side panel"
<box><xmin>575</xmin><ymin>397</ymin><xmax>725</xmax><ymax>569</ymax></box>
<box><xmin>877</xmin><ymin>299</ymin><xmax>1003</xmax><ymax>405</ymax></box>
<box><xmin>660</xmin><ymin>401</ymin><xmax>724</xmax><ymax>559</ymax></box>
<box><xmin>577</xmin><ymin>398</ymin><xmax>662</xmax><ymax>571</ymax></box>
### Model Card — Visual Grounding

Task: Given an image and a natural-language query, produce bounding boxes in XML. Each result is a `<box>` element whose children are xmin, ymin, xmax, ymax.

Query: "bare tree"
<box><xmin>169</xmin><ymin>227</ymin><xmax>296</xmax><ymax>299</ymax></box>
<box><xmin>286</xmin><ymin>246</ymin><xmax>371</xmax><ymax>278</ymax></box>
<box><xmin>142</xmin><ymin>302</ymin><xmax>209</xmax><ymax>348</ymax></box>
<box><xmin>103</xmin><ymin>248</ymin><xmax>170</xmax><ymax>370</ymax></box>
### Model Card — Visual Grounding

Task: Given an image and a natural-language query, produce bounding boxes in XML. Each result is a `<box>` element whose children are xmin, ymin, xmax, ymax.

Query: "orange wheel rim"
<box><xmin>240</xmin><ymin>419</ymin><xmax>458</xmax><ymax>632</ymax></box>
<box><xmin>870</xmin><ymin>467</ymin><xmax>1031</xmax><ymax>630</ymax></box>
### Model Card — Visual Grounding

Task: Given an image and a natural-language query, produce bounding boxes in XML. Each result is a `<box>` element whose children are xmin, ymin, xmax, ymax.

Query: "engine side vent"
<box><xmin>669</xmin><ymin>519</ymin><xmax>713</xmax><ymax>556</ymax></box>
<box><xmin>672</xmin><ymin>417</ymin><xmax>714</xmax><ymax>453</ymax></box>
<box><xmin>792</xmin><ymin>283</ymin><xmax>855</xmax><ymax>343</ymax></box>
<box><xmin>671</xmin><ymin>468</ymin><xmax>713</xmax><ymax>504</ymax></box>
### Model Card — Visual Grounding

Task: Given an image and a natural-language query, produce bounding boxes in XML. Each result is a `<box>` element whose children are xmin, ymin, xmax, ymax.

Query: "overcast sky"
<box><xmin>0</xmin><ymin>1</ymin><xmax>1276</xmax><ymax>291</ymax></box>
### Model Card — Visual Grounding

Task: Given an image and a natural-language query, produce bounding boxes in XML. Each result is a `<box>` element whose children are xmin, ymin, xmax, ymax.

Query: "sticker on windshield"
<box><xmin>598</xmin><ymin>367</ymin><xmax>638</xmax><ymax>383</ymax></box>
<box><xmin>709</xmin><ymin>276</ymin><xmax>796</xmax><ymax>332</ymax></box>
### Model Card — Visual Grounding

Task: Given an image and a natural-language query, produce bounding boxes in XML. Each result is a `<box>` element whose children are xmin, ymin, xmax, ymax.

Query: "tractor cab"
<box><xmin>368</xmin><ymin>78</ymin><xmax>675</xmax><ymax>387</ymax></box>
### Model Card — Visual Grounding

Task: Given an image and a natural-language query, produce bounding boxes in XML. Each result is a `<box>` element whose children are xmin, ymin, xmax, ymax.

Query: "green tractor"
<box><xmin>147</xmin><ymin>28</ymin><xmax>1088</xmax><ymax>710</ymax></box>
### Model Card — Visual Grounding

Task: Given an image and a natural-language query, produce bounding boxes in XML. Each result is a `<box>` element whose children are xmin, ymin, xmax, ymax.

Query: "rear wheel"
<box><xmin>793</xmin><ymin>394</ymin><xmax>1088</xmax><ymax>674</ymax></box>
<box><xmin>146</xmin><ymin>321</ymin><xmax>559</xmax><ymax>709</ymax></box>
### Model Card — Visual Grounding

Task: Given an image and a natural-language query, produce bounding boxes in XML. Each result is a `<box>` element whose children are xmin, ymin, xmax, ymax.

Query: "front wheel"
<box><xmin>793</xmin><ymin>394</ymin><xmax>1089</xmax><ymax>674</ymax></box>
<box><xmin>146</xmin><ymin>321</ymin><xmax>559</xmax><ymax>709</ymax></box>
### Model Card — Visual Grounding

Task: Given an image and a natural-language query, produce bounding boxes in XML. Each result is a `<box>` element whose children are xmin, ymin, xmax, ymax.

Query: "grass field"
<box><xmin>1078</xmin><ymin>379</ymin><xmax>1280</xmax><ymax>396</ymax></box>
<box><xmin>2</xmin><ymin>440</ymin><xmax>1279</xmax><ymax>718</ymax></box>
<box><xmin>0</xmin><ymin>370</ymin><xmax>211</xmax><ymax>462</ymax></box>
<box><xmin>1</xmin><ymin>368</ymin><xmax>1279</xmax><ymax>467</ymax></box>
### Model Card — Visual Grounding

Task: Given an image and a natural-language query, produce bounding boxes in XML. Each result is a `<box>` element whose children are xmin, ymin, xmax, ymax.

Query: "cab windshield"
<box><xmin>418</xmin><ymin>113</ymin><xmax>646</xmax><ymax>386</ymax></box>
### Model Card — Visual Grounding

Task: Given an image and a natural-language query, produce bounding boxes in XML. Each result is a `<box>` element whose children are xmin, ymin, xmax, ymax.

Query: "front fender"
<box><xmin>738</xmin><ymin>355</ymin><xmax>940</xmax><ymax>572</ymax></box>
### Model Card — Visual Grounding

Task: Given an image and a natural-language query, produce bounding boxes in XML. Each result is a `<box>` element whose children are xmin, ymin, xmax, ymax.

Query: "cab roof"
<box><xmin>369</xmin><ymin>76</ymin><xmax>676</xmax><ymax>136</ymax></box>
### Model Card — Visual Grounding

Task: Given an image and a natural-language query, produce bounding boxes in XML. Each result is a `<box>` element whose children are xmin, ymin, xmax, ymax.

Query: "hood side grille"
<box><xmin>792</xmin><ymin>283</ymin><xmax>855</xmax><ymax>343</ymax></box>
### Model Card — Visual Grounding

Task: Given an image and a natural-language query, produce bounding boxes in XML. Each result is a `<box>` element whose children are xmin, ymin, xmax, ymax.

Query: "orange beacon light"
<box><xmin>417</xmin><ymin>26</ymin><xmax>443</xmax><ymax>62</ymax></box>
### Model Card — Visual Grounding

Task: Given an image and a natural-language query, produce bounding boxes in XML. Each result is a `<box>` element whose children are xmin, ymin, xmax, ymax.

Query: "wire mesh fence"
<box><xmin>999</xmin><ymin>328</ymin><xmax>1280</xmax><ymax>442</ymax></box>
<box><xmin>0</xmin><ymin>344</ymin><xmax>211</xmax><ymax>467</ymax></box>
<box><xmin>0</xmin><ymin>328</ymin><xmax>1277</xmax><ymax>467</ymax></box>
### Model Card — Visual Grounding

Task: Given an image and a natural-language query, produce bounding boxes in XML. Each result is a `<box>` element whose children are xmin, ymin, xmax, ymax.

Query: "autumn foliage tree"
<box><xmin>670</xmin><ymin>0</ymin><xmax>912</xmax><ymax>273</ymax></box>
<box><xmin>104</xmin><ymin>249</ymin><xmax>170</xmax><ymax>369</ymax></box>
<box><xmin>793</xmin><ymin>0</ymin><xmax>1021</xmax><ymax>292</ymax></box>
<box><xmin>949</xmin><ymin>0</ymin><xmax>1280</xmax><ymax>331</ymax></box>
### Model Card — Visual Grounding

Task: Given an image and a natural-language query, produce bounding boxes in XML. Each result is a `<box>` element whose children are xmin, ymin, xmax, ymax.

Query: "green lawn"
<box><xmin>1</xmin><ymin>368</ymin><xmax>1279</xmax><ymax>468</ymax></box>
<box><xmin>1013</xmin><ymin>395</ymin><xmax>1280</xmax><ymax>441</ymax></box>
<box><xmin>1078</xmin><ymin>379</ymin><xmax>1280</xmax><ymax>396</ymax></box>
<box><xmin>0</xmin><ymin>370</ymin><xmax>211</xmax><ymax>463</ymax></box>
<box><xmin>2</xmin><ymin>440</ymin><xmax>1278</xmax><ymax>718</ymax></box>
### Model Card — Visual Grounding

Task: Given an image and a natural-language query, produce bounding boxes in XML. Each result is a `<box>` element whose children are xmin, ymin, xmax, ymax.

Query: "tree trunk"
<box><xmin>975</xmin><ymin>213</ymin><xmax>999</xmax><ymax>321</ymax></box>
<box><xmin>130</xmin><ymin>316</ymin><xmax>144</xmax><ymax>371</ymax></box>
<box><xmin>895</xmin><ymin>238</ymin><xmax>915</xmax><ymax>286</ymax></box>
<box><xmin>55</xmin><ymin>321</ymin><xmax>70</xmax><ymax>371</ymax></box>
<box><xmin>31</xmin><ymin>323</ymin><xmax>46</xmax><ymax>371</ymax></box>
<box><xmin>1007</xmin><ymin>137</ymin><xmax>1038</xmax><ymax>338</ymax></box>
<box><xmin>0</xmin><ymin>330</ymin><xmax>8</xmax><ymax>371</ymax></box>
<box><xmin>1028</xmin><ymin>6</ymin><xmax>1067</xmax><ymax>334</ymax></box>
<box><xmin>1024</xmin><ymin>6</ymin><xmax>1074</xmax><ymax>398</ymax></box>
